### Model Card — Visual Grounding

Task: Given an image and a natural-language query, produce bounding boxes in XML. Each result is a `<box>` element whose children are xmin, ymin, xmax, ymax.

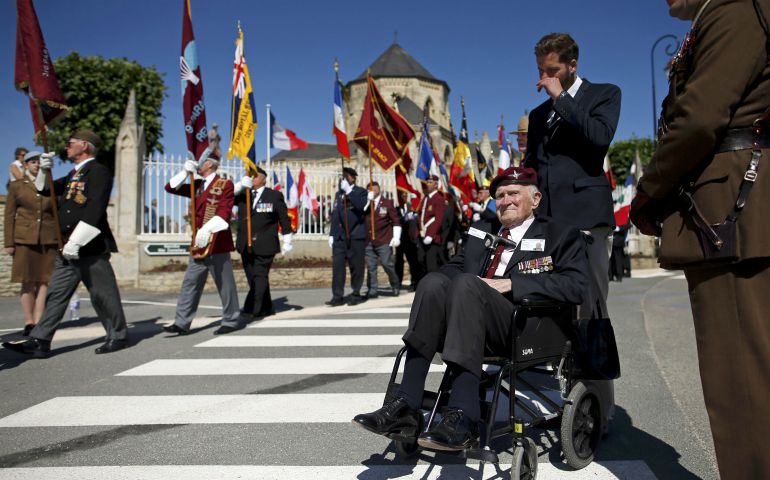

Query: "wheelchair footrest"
<box><xmin>461</xmin><ymin>446</ymin><xmax>500</xmax><ymax>464</ymax></box>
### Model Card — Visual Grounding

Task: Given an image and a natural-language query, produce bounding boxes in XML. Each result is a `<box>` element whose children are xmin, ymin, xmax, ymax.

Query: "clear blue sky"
<box><xmin>1</xmin><ymin>0</ymin><xmax>688</xmax><ymax>191</ymax></box>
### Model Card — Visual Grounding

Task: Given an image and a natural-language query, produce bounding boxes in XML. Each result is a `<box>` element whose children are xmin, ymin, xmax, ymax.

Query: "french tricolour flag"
<box><xmin>613</xmin><ymin>163</ymin><xmax>636</xmax><ymax>226</ymax></box>
<box><xmin>270</xmin><ymin>112</ymin><xmax>308</xmax><ymax>151</ymax></box>
<box><xmin>498</xmin><ymin>124</ymin><xmax>511</xmax><ymax>173</ymax></box>
<box><xmin>272</xmin><ymin>170</ymin><xmax>281</xmax><ymax>191</ymax></box>
<box><xmin>333</xmin><ymin>78</ymin><xmax>350</xmax><ymax>158</ymax></box>
<box><xmin>298</xmin><ymin>167</ymin><xmax>319</xmax><ymax>216</ymax></box>
<box><xmin>285</xmin><ymin>166</ymin><xmax>299</xmax><ymax>231</ymax></box>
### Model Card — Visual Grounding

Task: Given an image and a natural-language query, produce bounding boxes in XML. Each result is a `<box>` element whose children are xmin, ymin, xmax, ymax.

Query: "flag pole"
<box><xmin>35</xmin><ymin>103</ymin><xmax>63</xmax><ymax>250</ymax></box>
<box><xmin>266</xmin><ymin>103</ymin><xmax>271</xmax><ymax>184</ymax></box>
<box><xmin>367</xmin><ymin>74</ymin><xmax>375</xmax><ymax>240</ymax></box>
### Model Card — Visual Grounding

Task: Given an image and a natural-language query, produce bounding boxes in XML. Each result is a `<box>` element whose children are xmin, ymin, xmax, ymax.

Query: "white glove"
<box><xmin>473</xmin><ymin>213</ymin><xmax>481</xmax><ymax>222</ymax></box>
<box><xmin>470</xmin><ymin>202</ymin><xmax>483</xmax><ymax>212</ymax></box>
<box><xmin>62</xmin><ymin>221</ymin><xmax>101</xmax><ymax>260</ymax></box>
<box><xmin>328</xmin><ymin>236</ymin><xmax>334</xmax><ymax>248</ymax></box>
<box><xmin>282</xmin><ymin>233</ymin><xmax>293</xmax><ymax>255</ymax></box>
<box><xmin>462</xmin><ymin>204</ymin><xmax>469</xmax><ymax>212</ymax></box>
<box><xmin>169</xmin><ymin>159</ymin><xmax>199</xmax><ymax>189</ymax></box>
<box><xmin>241</xmin><ymin>176</ymin><xmax>254</xmax><ymax>188</ymax></box>
<box><xmin>39</xmin><ymin>152</ymin><xmax>54</xmax><ymax>170</ymax></box>
<box><xmin>367</xmin><ymin>191</ymin><xmax>375</xmax><ymax>201</ymax></box>
<box><xmin>423</xmin><ymin>236</ymin><xmax>433</xmax><ymax>245</ymax></box>
<box><xmin>389</xmin><ymin>226</ymin><xmax>402</xmax><ymax>248</ymax></box>
<box><xmin>183</xmin><ymin>159</ymin><xmax>198</xmax><ymax>173</ymax></box>
<box><xmin>405</xmin><ymin>212</ymin><xmax>416</xmax><ymax>221</ymax></box>
<box><xmin>340</xmin><ymin>178</ymin><xmax>353</xmax><ymax>195</ymax></box>
<box><xmin>194</xmin><ymin>215</ymin><xmax>228</xmax><ymax>249</ymax></box>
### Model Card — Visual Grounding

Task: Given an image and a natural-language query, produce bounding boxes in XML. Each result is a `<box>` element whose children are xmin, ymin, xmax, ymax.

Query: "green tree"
<box><xmin>44</xmin><ymin>52</ymin><xmax>167</xmax><ymax>172</ymax></box>
<box><xmin>608</xmin><ymin>136</ymin><xmax>655</xmax><ymax>185</ymax></box>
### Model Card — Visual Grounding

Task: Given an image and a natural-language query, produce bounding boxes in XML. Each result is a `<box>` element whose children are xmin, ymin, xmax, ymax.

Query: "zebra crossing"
<box><xmin>0</xmin><ymin>299</ymin><xmax>658</xmax><ymax>479</ymax></box>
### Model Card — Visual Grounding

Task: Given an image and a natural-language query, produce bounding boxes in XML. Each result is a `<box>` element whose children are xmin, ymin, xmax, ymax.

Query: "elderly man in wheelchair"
<box><xmin>352</xmin><ymin>166</ymin><xmax>594</xmax><ymax>465</ymax></box>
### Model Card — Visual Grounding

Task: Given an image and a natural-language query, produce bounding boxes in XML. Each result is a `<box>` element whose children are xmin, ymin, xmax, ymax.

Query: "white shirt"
<box><xmin>252</xmin><ymin>185</ymin><xmax>266</xmax><ymax>208</ymax></box>
<box><xmin>9</xmin><ymin>159</ymin><xmax>23</xmax><ymax>182</ymax></box>
<box><xmin>364</xmin><ymin>195</ymin><xmax>381</xmax><ymax>212</ymax></box>
<box><xmin>566</xmin><ymin>75</ymin><xmax>583</xmax><ymax>98</ymax></box>
<box><xmin>495</xmin><ymin>215</ymin><xmax>536</xmax><ymax>277</ymax></box>
<box><xmin>73</xmin><ymin>157</ymin><xmax>96</xmax><ymax>174</ymax></box>
<box><xmin>201</xmin><ymin>171</ymin><xmax>217</xmax><ymax>192</ymax></box>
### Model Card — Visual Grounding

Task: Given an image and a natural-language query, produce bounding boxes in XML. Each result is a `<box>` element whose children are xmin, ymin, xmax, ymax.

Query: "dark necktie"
<box><xmin>484</xmin><ymin>228</ymin><xmax>511</xmax><ymax>278</ymax></box>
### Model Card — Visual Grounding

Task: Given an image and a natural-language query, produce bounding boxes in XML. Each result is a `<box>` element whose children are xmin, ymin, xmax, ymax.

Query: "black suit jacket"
<box><xmin>441</xmin><ymin>215</ymin><xmax>589</xmax><ymax>305</ymax></box>
<box><xmin>235</xmin><ymin>187</ymin><xmax>293</xmax><ymax>256</ymax></box>
<box><xmin>524</xmin><ymin>79</ymin><xmax>621</xmax><ymax>230</ymax></box>
<box><xmin>49</xmin><ymin>160</ymin><xmax>118</xmax><ymax>256</ymax></box>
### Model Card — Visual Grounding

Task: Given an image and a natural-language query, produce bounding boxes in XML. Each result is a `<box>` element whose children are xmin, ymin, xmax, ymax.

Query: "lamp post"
<box><xmin>651</xmin><ymin>34</ymin><xmax>679</xmax><ymax>144</ymax></box>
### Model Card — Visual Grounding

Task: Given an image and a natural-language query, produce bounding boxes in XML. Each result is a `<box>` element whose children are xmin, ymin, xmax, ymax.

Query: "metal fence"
<box><xmin>141</xmin><ymin>154</ymin><xmax>397</xmax><ymax>237</ymax></box>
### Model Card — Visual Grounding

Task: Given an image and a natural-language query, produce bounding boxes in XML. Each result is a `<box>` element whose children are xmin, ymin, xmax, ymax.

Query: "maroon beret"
<box><xmin>489</xmin><ymin>166</ymin><xmax>538</xmax><ymax>195</ymax></box>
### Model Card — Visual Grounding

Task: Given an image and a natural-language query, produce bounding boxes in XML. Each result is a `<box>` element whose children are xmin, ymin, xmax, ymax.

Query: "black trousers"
<box><xmin>395</xmin><ymin>238</ymin><xmax>420</xmax><ymax>287</ymax></box>
<box><xmin>415</xmin><ymin>242</ymin><xmax>443</xmax><ymax>286</ymax></box>
<box><xmin>609</xmin><ymin>246</ymin><xmax>625</xmax><ymax>281</ymax></box>
<box><xmin>32</xmin><ymin>254</ymin><xmax>127</xmax><ymax>343</ymax></box>
<box><xmin>331</xmin><ymin>238</ymin><xmax>365</xmax><ymax>299</ymax></box>
<box><xmin>240</xmin><ymin>250</ymin><xmax>275</xmax><ymax>316</ymax></box>
<box><xmin>402</xmin><ymin>272</ymin><xmax>514</xmax><ymax>374</ymax></box>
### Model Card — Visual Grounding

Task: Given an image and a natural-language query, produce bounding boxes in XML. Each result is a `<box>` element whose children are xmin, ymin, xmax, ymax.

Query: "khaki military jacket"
<box><xmin>4</xmin><ymin>176</ymin><xmax>57</xmax><ymax>247</ymax></box>
<box><xmin>642</xmin><ymin>0</ymin><xmax>770</xmax><ymax>267</ymax></box>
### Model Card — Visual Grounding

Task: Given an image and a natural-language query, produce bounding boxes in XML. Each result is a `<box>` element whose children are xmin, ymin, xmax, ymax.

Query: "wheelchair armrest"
<box><xmin>518</xmin><ymin>295</ymin><xmax>575</xmax><ymax>310</ymax></box>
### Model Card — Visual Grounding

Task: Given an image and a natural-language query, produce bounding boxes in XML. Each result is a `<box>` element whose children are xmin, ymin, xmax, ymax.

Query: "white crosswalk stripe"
<box><xmin>116</xmin><ymin>357</ymin><xmax>443</xmax><ymax>376</ymax></box>
<box><xmin>195</xmin><ymin>334</ymin><xmax>403</xmax><ymax>347</ymax></box>
<box><xmin>247</xmin><ymin>318</ymin><xmax>408</xmax><ymax>328</ymax></box>
<box><xmin>0</xmin><ymin>301</ymin><xmax>658</xmax><ymax>479</ymax></box>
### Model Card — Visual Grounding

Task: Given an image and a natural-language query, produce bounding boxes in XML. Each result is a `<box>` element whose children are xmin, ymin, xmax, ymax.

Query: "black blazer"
<box><xmin>234</xmin><ymin>187</ymin><xmax>293</xmax><ymax>256</ymax></box>
<box><xmin>49</xmin><ymin>160</ymin><xmax>117</xmax><ymax>256</ymax></box>
<box><xmin>441</xmin><ymin>215</ymin><xmax>589</xmax><ymax>305</ymax></box>
<box><xmin>524</xmin><ymin>79</ymin><xmax>621</xmax><ymax>230</ymax></box>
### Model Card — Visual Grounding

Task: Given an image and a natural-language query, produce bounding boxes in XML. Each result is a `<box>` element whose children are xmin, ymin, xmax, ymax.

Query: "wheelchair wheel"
<box><xmin>560</xmin><ymin>381</ymin><xmax>602</xmax><ymax>469</ymax></box>
<box><xmin>511</xmin><ymin>438</ymin><xmax>538</xmax><ymax>480</ymax></box>
<box><xmin>393</xmin><ymin>438</ymin><xmax>419</xmax><ymax>458</ymax></box>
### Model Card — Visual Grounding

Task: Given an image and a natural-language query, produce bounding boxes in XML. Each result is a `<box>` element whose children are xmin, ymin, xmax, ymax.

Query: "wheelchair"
<box><xmin>381</xmin><ymin>298</ymin><xmax>606</xmax><ymax>479</ymax></box>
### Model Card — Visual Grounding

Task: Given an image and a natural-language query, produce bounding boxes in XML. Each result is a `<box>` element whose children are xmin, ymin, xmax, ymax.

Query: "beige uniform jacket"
<box><xmin>642</xmin><ymin>0</ymin><xmax>770</xmax><ymax>266</ymax></box>
<box><xmin>4</xmin><ymin>177</ymin><xmax>58</xmax><ymax>247</ymax></box>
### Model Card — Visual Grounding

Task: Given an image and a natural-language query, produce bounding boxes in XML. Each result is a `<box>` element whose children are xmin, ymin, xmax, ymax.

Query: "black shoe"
<box><xmin>255</xmin><ymin>309</ymin><xmax>276</xmax><ymax>318</ymax></box>
<box><xmin>417</xmin><ymin>408</ymin><xmax>479</xmax><ymax>451</ymax></box>
<box><xmin>213</xmin><ymin>325</ymin><xmax>239</xmax><ymax>335</ymax></box>
<box><xmin>325</xmin><ymin>297</ymin><xmax>344</xmax><ymax>307</ymax></box>
<box><xmin>391</xmin><ymin>286</ymin><xmax>400</xmax><ymax>297</ymax></box>
<box><xmin>347</xmin><ymin>295</ymin><xmax>366</xmax><ymax>306</ymax></box>
<box><xmin>95</xmin><ymin>339</ymin><xmax>129</xmax><ymax>354</ymax></box>
<box><xmin>22</xmin><ymin>324</ymin><xmax>36</xmax><ymax>336</ymax></box>
<box><xmin>352</xmin><ymin>396</ymin><xmax>422</xmax><ymax>437</ymax></box>
<box><xmin>407</xmin><ymin>284</ymin><xmax>416</xmax><ymax>293</ymax></box>
<box><xmin>2</xmin><ymin>338</ymin><xmax>51</xmax><ymax>358</ymax></box>
<box><xmin>163</xmin><ymin>324</ymin><xmax>189</xmax><ymax>335</ymax></box>
<box><xmin>367</xmin><ymin>292</ymin><xmax>379</xmax><ymax>299</ymax></box>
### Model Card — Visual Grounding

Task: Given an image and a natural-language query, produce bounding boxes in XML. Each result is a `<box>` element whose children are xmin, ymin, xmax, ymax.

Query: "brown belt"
<box><xmin>717</xmin><ymin>127</ymin><xmax>770</xmax><ymax>153</ymax></box>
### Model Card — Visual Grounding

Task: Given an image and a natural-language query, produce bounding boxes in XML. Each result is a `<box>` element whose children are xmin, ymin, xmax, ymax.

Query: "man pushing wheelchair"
<box><xmin>352</xmin><ymin>166</ymin><xmax>590</xmax><ymax>452</ymax></box>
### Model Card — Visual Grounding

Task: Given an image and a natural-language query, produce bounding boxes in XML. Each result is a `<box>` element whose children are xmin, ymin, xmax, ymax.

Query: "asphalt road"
<box><xmin>0</xmin><ymin>271</ymin><xmax>719</xmax><ymax>479</ymax></box>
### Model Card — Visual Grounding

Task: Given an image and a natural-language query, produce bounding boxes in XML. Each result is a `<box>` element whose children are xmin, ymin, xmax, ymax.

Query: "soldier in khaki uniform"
<box><xmin>632</xmin><ymin>0</ymin><xmax>770</xmax><ymax>477</ymax></box>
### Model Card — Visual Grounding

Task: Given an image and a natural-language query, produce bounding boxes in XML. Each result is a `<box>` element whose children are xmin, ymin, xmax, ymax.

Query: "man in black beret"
<box><xmin>327</xmin><ymin>167</ymin><xmax>368</xmax><ymax>306</ymax></box>
<box><xmin>3</xmin><ymin>129</ymin><xmax>129</xmax><ymax>357</ymax></box>
<box><xmin>353</xmin><ymin>166</ymin><xmax>590</xmax><ymax>451</ymax></box>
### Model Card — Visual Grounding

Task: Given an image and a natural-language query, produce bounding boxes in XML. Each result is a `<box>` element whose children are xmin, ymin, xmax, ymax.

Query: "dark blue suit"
<box><xmin>329</xmin><ymin>184</ymin><xmax>368</xmax><ymax>300</ymax></box>
<box><xmin>524</xmin><ymin>79</ymin><xmax>620</xmax><ymax>230</ymax></box>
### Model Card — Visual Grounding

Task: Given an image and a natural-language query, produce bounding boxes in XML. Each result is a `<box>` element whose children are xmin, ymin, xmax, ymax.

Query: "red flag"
<box><xmin>354</xmin><ymin>74</ymin><xmax>415</xmax><ymax>171</ymax></box>
<box><xmin>14</xmin><ymin>0</ymin><xmax>68</xmax><ymax>139</ymax></box>
<box><xmin>396</xmin><ymin>164</ymin><xmax>421</xmax><ymax>211</ymax></box>
<box><xmin>180</xmin><ymin>0</ymin><xmax>209</xmax><ymax>161</ymax></box>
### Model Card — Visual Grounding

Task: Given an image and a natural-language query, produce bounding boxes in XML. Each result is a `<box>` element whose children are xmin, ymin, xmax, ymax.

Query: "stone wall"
<box><xmin>0</xmin><ymin>195</ymin><xmax>14</xmax><ymax>297</ymax></box>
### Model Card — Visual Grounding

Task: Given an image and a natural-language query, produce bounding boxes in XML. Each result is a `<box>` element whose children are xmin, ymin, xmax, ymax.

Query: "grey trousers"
<box><xmin>174</xmin><ymin>252</ymin><xmax>240</xmax><ymax>330</ymax></box>
<box><xmin>365</xmin><ymin>243</ymin><xmax>400</xmax><ymax>292</ymax></box>
<box><xmin>32</xmin><ymin>254</ymin><xmax>128</xmax><ymax>343</ymax></box>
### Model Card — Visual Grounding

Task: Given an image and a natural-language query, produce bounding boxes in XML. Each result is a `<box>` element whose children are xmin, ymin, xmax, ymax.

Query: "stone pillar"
<box><xmin>111</xmin><ymin>89</ymin><xmax>146</xmax><ymax>286</ymax></box>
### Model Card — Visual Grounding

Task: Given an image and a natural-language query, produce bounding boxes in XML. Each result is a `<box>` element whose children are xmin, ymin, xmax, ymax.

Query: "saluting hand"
<box><xmin>536</xmin><ymin>77</ymin><xmax>564</xmax><ymax>100</ymax></box>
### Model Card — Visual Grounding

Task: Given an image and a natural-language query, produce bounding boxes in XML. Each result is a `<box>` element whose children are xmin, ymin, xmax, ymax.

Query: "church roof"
<box><xmin>350</xmin><ymin>43</ymin><xmax>449</xmax><ymax>91</ymax></box>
